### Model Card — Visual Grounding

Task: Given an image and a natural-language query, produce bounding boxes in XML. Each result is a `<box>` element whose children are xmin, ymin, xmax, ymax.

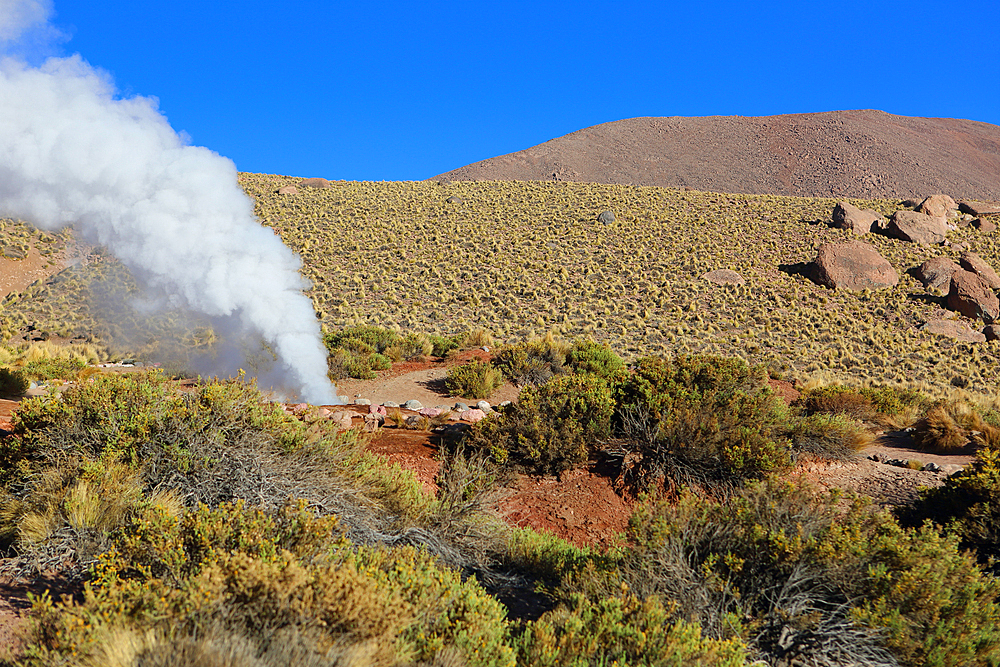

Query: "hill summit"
<box><xmin>433</xmin><ymin>110</ymin><xmax>1000</xmax><ymax>201</ymax></box>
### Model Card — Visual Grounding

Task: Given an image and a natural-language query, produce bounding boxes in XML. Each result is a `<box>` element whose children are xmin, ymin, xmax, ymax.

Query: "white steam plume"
<box><xmin>0</xmin><ymin>2</ymin><xmax>338</xmax><ymax>404</ymax></box>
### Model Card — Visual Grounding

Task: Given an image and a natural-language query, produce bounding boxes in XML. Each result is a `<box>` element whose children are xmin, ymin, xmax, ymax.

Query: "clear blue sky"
<box><xmin>42</xmin><ymin>0</ymin><xmax>1000</xmax><ymax>181</ymax></box>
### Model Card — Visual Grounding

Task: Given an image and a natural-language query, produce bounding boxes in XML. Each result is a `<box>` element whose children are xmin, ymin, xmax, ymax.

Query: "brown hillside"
<box><xmin>433</xmin><ymin>110</ymin><xmax>1000</xmax><ymax>200</ymax></box>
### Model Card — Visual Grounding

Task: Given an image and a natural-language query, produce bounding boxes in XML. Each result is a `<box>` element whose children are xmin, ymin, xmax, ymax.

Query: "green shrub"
<box><xmin>614</xmin><ymin>354</ymin><xmax>791</xmax><ymax>486</ymax></box>
<box><xmin>493</xmin><ymin>333</ymin><xmax>572</xmax><ymax>386</ymax></box>
<box><xmin>898</xmin><ymin>448</ymin><xmax>1000</xmax><ymax>567</ymax></box>
<box><xmin>323</xmin><ymin>325</ymin><xmax>402</xmax><ymax>379</ymax></box>
<box><xmin>19</xmin><ymin>357</ymin><xmax>86</xmax><ymax>381</ymax></box>
<box><xmin>568</xmin><ymin>478</ymin><xmax>1000</xmax><ymax>667</ymax></box>
<box><xmin>565</xmin><ymin>339</ymin><xmax>625</xmax><ymax>380</ymax></box>
<box><xmin>0</xmin><ymin>367</ymin><xmax>29</xmax><ymax>397</ymax></box>
<box><xmin>463</xmin><ymin>374</ymin><xmax>614</xmax><ymax>474</ymax></box>
<box><xmin>859</xmin><ymin>385</ymin><xmax>928</xmax><ymax>416</ymax></box>
<box><xmin>518</xmin><ymin>594</ymin><xmax>749</xmax><ymax>667</ymax></box>
<box><xmin>21</xmin><ymin>501</ymin><xmax>515</xmax><ymax>667</ymax></box>
<box><xmin>789</xmin><ymin>412</ymin><xmax>872</xmax><ymax>460</ymax></box>
<box><xmin>428</xmin><ymin>333</ymin><xmax>464</xmax><ymax>357</ymax></box>
<box><xmin>446</xmin><ymin>359</ymin><xmax>504</xmax><ymax>399</ymax></box>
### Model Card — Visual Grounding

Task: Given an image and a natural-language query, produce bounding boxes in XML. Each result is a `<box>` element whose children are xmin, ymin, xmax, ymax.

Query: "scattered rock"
<box><xmin>940</xmin><ymin>464</ymin><xmax>965</xmax><ymax>476</ymax></box>
<box><xmin>404</xmin><ymin>415</ymin><xmax>423</xmax><ymax>429</ymax></box>
<box><xmin>947</xmin><ymin>270</ymin><xmax>1000</xmax><ymax>322</ymax></box>
<box><xmin>832</xmin><ymin>201</ymin><xmax>882</xmax><ymax>234</ymax></box>
<box><xmin>337</xmin><ymin>395</ymin><xmax>349</xmax><ymax>404</ymax></box>
<box><xmin>419</xmin><ymin>407</ymin><xmax>443</xmax><ymax>418</ymax></box>
<box><xmin>887</xmin><ymin>210</ymin><xmax>949</xmax><ymax>244</ymax></box>
<box><xmin>984</xmin><ymin>324</ymin><xmax>1000</xmax><ymax>341</ymax></box>
<box><xmin>354</xmin><ymin>398</ymin><xmax>371</xmax><ymax>405</ymax></box>
<box><xmin>915</xmin><ymin>256</ymin><xmax>961</xmax><ymax>292</ymax></box>
<box><xmin>921</xmin><ymin>319</ymin><xmax>987</xmax><ymax>343</ymax></box>
<box><xmin>917</xmin><ymin>194</ymin><xmax>957</xmax><ymax>218</ymax></box>
<box><xmin>329</xmin><ymin>411</ymin><xmax>353</xmax><ymax>430</ymax></box>
<box><xmin>701</xmin><ymin>269</ymin><xmax>745</xmax><ymax>285</ymax></box>
<box><xmin>300</xmin><ymin>177</ymin><xmax>332</xmax><ymax>188</ymax></box>
<box><xmin>370</xmin><ymin>404</ymin><xmax>388</xmax><ymax>417</ymax></box>
<box><xmin>810</xmin><ymin>241</ymin><xmax>898</xmax><ymax>291</ymax></box>
<box><xmin>476</xmin><ymin>400</ymin><xmax>492</xmax><ymax>412</ymax></box>
<box><xmin>959</xmin><ymin>251</ymin><xmax>1000</xmax><ymax>289</ymax></box>
<box><xmin>597</xmin><ymin>210</ymin><xmax>615</xmax><ymax>224</ymax></box>
<box><xmin>974</xmin><ymin>218</ymin><xmax>998</xmax><ymax>233</ymax></box>
<box><xmin>383</xmin><ymin>401</ymin><xmax>400</xmax><ymax>408</ymax></box>
<box><xmin>460</xmin><ymin>408</ymin><xmax>487</xmax><ymax>423</ymax></box>
<box><xmin>960</xmin><ymin>201</ymin><xmax>1000</xmax><ymax>217</ymax></box>
<box><xmin>454</xmin><ymin>402</ymin><xmax>471</xmax><ymax>412</ymax></box>
<box><xmin>402</xmin><ymin>399</ymin><xmax>424</xmax><ymax>410</ymax></box>
<box><xmin>446</xmin><ymin>196</ymin><xmax>462</xmax><ymax>204</ymax></box>
<box><xmin>923</xmin><ymin>462</ymin><xmax>942</xmax><ymax>473</ymax></box>
<box><xmin>277</xmin><ymin>185</ymin><xmax>298</xmax><ymax>195</ymax></box>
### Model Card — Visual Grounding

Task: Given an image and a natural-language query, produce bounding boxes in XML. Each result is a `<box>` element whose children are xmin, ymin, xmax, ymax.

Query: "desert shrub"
<box><xmin>323</xmin><ymin>325</ymin><xmax>402</xmax><ymax>379</ymax></box>
<box><xmin>898</xmin><ymin>448</ymin><xmax>1000</xmax><ymax>567</ymax></box>
<box><xmin>798</xmin><ymin>384</ymin><xmax>873</xmax><ymax>419</ymax></box>
<box><xmin>859</xmin><ymin>385</ymin><xmax>928</xmax><ymax>416</ymax></box>
<box><xmin>789</xmin><ymin>412</ymin><xmax>872</xmax><ymax>460</ymax></box>
<box><xmin>565</xmin><ymin>339</ymin><xmax>625</xmax><ymax>380</ymax></box>
<box><xmin>563</xmin><ymin>478</ymin><xmax>1000</xmax><ymax>667</ymax></box>
<box><xmin>614</xmin><ymin>354</ymin><xmax>791</xmax><ymax>487</ymax></box>
<box><xmin>504</xmin><ymin>527</ymin><xmax>597</xmax><ymax>583</ymax></box>
<box><xmin>19</xmin><ymin>356</ymin><xmax>86</xmax><ymax>381</ymax></box>
<box><xmin>323</xmin><ymin>324</ymin><xmax>400</xmax><ymax>353</ymax></box>
<box><xmin>428</xmin><ymin>332</ymin><xmax>464</xmax><ymax>357</ymax></box>
<box><xmin>386</xmin><ymin>331</ymin><xmax>434</xmax><ymax>362</ymax></box>
<box><xmin>493</xmin><ymin>332</ymin><xmax>572</xmax><ymax>386</ymax></box>
<box><xmin>0</xmin><ymin>367</ymin><xmax>29</xmax><ymax>397</ymax></box>
<box><xmin>20</xmin><ymin>501</ymin><xmax>515</xmax><ymax>667</ymax></box>
<box><xmin>446</xmin><ymin>359</ymin><xmax>503</xmax><ymax>399</ymax></box>
<box><xmin>462</xmin><ymin>373</ymin><xmax>614</xmax><ymax>474</ymax></box>
<box><xmin>908</xmin><ymin>399</ymin><xmax>1000</xmax><ymax>452</ymax></box>
<box><xmin>518</xmin><ymin>594</ymin><xmax>750</xmax><ymax>667</ymax></box>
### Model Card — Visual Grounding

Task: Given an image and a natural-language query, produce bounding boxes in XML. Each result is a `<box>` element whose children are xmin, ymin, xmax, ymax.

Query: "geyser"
<box><xmin>0</xmin><ymin>0</ymin><xmax>338</xmax><ymax>404</ymax></box>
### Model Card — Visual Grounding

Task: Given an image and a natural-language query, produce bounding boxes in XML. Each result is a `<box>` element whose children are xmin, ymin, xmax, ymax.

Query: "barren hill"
<box><xmin>433</xmin><ymin>110</ymin><xmax>1000</xmax><ymax>200</ymax></box>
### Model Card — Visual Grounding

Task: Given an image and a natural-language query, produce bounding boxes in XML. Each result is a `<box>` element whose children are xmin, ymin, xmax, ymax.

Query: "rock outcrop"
<box><xmin>947</xmin><ymin>270</ymin><xmax>999</xmax><ymax>322</ymax></box>
<box><xmin>959</xmin><ymin>251</ymin><xmax>1000</xmax><ymax>289</ymax></box>
<box><xmin>916</xmin><ymin>257</ymin><xmax>961</xmax><ymax>292</ymax></box>
<box><xmin>832</xmin><ymin>201</ymin><xmax>882</xmax><ymax>235</ymax></box>
<box><xmin>887</xmin><ymin>211</ymin><xmax>949</xmax><ymax>244</ymax></box>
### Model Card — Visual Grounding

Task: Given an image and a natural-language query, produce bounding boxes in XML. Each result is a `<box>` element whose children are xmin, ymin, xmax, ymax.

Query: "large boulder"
<box><xmin>959</xmin><ymin>251</ymin><xmax>1000</xmax><ymax>289</ymax></box>
<box><xmin>947</xmin><ymin>270</ymin><xmax>999</xmax><ymax>322</ymax></box>
<box><xmin>832</xmin><ymin>201</ymin><xmax>882</xmax><ymax>235</ymax></box>
<box><xmin>921</xmin><ymin>319</ymin><xmax>987</xmax><ymax>343</ymax></box>
<box><xmin>887</xmin><ymin>210</ymin><xmax>949</xmax><ymax>244</ymax></box>
<box><xmin>300</xmin><ymin>177</ymin><xmax>332</xmax><ymax>188</ymax></box>
<box><xmin>276</xmin><ymin>185</ymin><xmax>298</xmax><ymax>195</ymax></box>
<box><xmin>959</xmin><ymin>201</ymin><xmax>1000</xmax><ymax>217</ymax></box>
<box><xmin>701</xmin><ymin>269</ymin><xmax>745</xmax><ymax>285</ymax></box>
<box><xmin>811</xmin><ymin>241</ymin><xmax>898</xmax><ymax>291</ymax></box>
<box><xmin>918</xmin><ymin>194</ymin><xmax>957</xmax><ymax>218</ymax></box>
<box><xmin>916</xmin><ymin>256</ymin><xmax>961</xmax><ymax>292</ymax></box>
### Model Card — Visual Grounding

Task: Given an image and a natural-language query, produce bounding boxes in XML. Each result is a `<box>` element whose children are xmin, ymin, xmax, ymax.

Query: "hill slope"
<box><xmin>433</xmin><ymin>110</ymin><xmax>1000</xmax><ymax>200</ymax></box>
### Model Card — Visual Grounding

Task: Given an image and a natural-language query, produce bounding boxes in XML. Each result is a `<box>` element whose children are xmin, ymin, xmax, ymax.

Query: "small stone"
<box><xmin>338</xmin><ymin>395</ymin><xmax>349</xmax><ymax>404</ymax></box>
<box><xmin>446</xmin><ymin>196</ymin><xmax>462</xmax><ymax>204</ymax></box>
<box><xmin>402</xmin><ymin>399</ymin><xmax>424</xmax><ymax>410</ymax></box>
<box><xmin>597</xmin><ymin>210</ymin><xmax>615</xmax><ymax>224</ymax></box>
<box><xmin>404</xmin><ymin>415</ymin><xmax>422</xmax><ymax>428</ymax></box>
<box><xmin>383</xmin><ymin>401</ymin><xmax>399</xmax><ymax>408</ymax></box>
<box><xmin>363</xmin><ymin>413</ymin><xmax>382</xmax><ymax>432</ymax></box>
<box><xmin>370</xmin><ymin>404</ymin><xmax>388</xmax><ymax>417</ymax></box>
<box><xmin>433</xmin><ymin>405</ymin><xmax>452</xmax><ymax>412</ymax></box>
<box><xmin>921</xmin><ymin>319</ymin><xmax>987</xmax><ymax>343</ymax></box>
<box><xmin>318</xmin><ymin>408</ymin><xmax>331</xmax><ymax>418</ymax></box>
<box><xmin>454</xmin><ymin>402</ymin><xmax>471</xmax><ymax>412</ymax></box>
<box><xmin>354</xmin><ymin>398</ymin><xmax>371</xmax><ymax>405</ymax></box>
<box><xmin>476</xmin><ymin>400</ymin><xmax>492</xmax><ymax>412</ymax></box>
<box><xmin>984</xmin><ymin>324</ymin><xmax>1000</xmax><ymax>341</ymax></box>
<box><xmin>923</xmin><ymin>462</ymin><xmax>942</xmax><ymax>473</ymax></box>
<box><xmin>499</xmin><ymin>401</ymin><xmax>512</xmax><ymax>408</ymax></box>
<box><xmin>277</xmin><ymin>185</ymin><xmax>298</xmax><ymax>195</ymax></box>
<box><xmin>419</xmin><ymin>407</ymin><xmax>443</xmax><ymax>418</ymax></box>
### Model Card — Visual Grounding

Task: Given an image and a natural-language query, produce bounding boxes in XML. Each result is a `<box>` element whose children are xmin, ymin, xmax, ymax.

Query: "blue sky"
<box><xmin>41</xmin><ymin>0</ymin><xmax>1000</xmax><ymax>181</ymax></box>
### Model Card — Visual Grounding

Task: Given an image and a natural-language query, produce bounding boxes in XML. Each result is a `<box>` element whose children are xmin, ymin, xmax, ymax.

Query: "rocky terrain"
<box><xmin>434</xmin><ymin>110</ymin><xmax>1000</xmax><ymax>201</ymax></box>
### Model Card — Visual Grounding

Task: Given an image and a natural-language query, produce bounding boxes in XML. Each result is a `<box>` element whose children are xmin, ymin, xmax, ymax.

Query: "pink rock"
<box><xmin>419</xmin><ymin>407</ymin><xmax>443</xmax><ymax>418</ymax></box>
<box><xmin>370</xmin><ymin>404</ymin><xmax>388</xmax><ymax>417</ymax></box>
<box><xmin>318</xmin><ymin>408</ymin><xmax>331</xmax><ymax>418</ymax></box>
<box><xmin>461</xmin><ymin>409</ymin><xmax>487</xmax><ymax>423</ymax></box>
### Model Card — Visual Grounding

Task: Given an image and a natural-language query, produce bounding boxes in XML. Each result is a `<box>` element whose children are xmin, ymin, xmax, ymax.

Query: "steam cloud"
<box><xmin>0</xmin><ymin>1</ymin><xmax>338</xmax><ymax>404</ymax></box>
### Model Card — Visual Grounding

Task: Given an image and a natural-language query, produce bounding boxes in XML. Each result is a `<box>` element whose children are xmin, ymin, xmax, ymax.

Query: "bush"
<box><xmin>799</xmin><ymin>385</ymin><xmax>873</xmax><ymax>420</ymax></box>
<box><xmin>0</xmin><ymin>367</ymin><xmax>29</xmax><ymax>397</ymax></box>
<box><xmin>562</xmin><ymin>478</ymin><xmax>1000</xmax><ymax>667</ymax></box>
<box><xmin>909</xmin><ymin>400</ymin><xmax>1000</xmax><ymax>452</ymax></box>
<box><xmin>493</xmin><ymin>333</ymin><xmax>572</xmax><ymax>386</ymax></box>
<box><xmin>614</xmin><ymin>355</ymin><xmax>791</xmax><ymax>487</ymax></box>
<box><xmin>323</xmin><ymin>325</ymin><xmax>401</xmax><ymax>379</ymax></box>
<box><xmin>789</xmin><ymin>412</ymin><xmax>872</xmax><ymax>460</ymax></box>
<box><xmin>463</xmin><ymin>374</ymin><xmax>614</xmax><ymax>474</ymax></box>
<box><xmin>565</xmin><ymin>339</ymin><xmax>625</xmax><ymax>380</ymax></box>
<box><xmin>518</xmin><ymin>594</ymin><xmax>750</xmax><ymax>667</ymax></box>
<box><xmin>446</xmin><ymin>359</ymin><xmax>504</xmax><ymax>399</ymax></box>
<box><xmin>20</xmin><ymin>501</ymin><xmax>515</xmax><ymax>667</ymax></box>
